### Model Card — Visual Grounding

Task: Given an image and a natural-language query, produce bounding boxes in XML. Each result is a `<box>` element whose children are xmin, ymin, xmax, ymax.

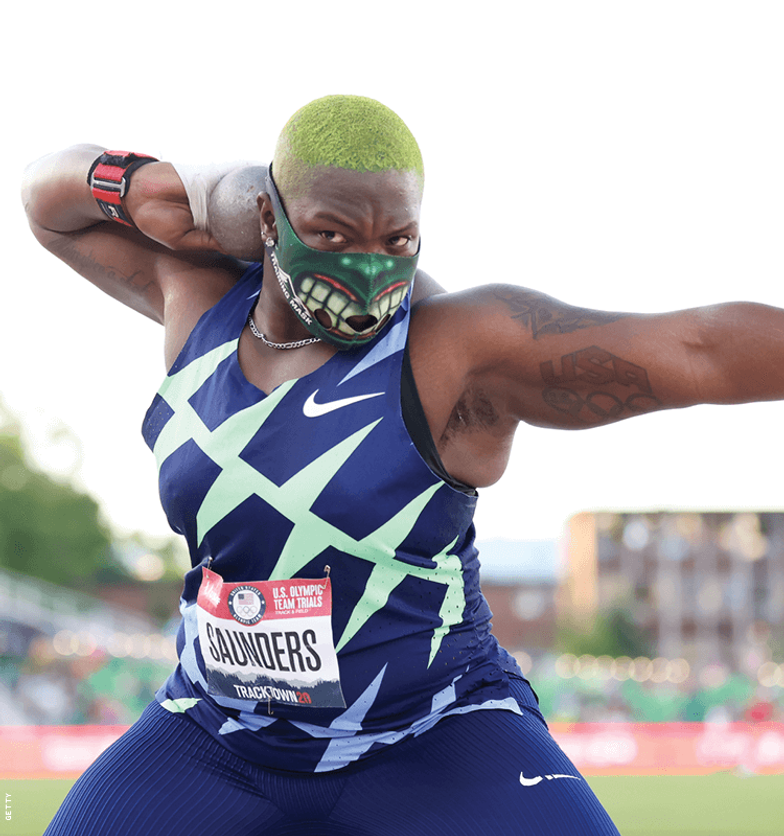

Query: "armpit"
<box><xmin>440</xmin><ymin>387</ymin><xmax>500</xmax><ymax>443</ymax></box>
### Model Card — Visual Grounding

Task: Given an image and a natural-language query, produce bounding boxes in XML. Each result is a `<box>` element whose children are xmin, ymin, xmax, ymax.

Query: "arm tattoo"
<box><xmin>540</xmin><ymin>345</ymin><xmax>662</xmax><ymax>425</ymax></box>
<box><xmin>49</xmin><ymin>231</ymin><xmax>156</xmax><ymax>297</ymax></box>
<box><xmin>493</xmin><ymin>288</ymin><xmax>626</xmax><ymax>339</ymax></box>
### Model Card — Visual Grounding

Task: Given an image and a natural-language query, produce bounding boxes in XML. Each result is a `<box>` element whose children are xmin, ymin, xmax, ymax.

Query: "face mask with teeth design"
<box><xmin>264</xmin><ymin>168</ymin><xmax>419</xmax><ymax>350</ymax></box>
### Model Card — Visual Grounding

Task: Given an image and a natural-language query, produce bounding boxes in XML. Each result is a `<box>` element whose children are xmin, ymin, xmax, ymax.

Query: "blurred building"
<box><xmin>483</xmin><ymin>580</ymin><xmax>557</xmax><ymax>655</ymax></box>
<box><xmin>477</xmin><ymin>539</ymin><xmax>559</xmax><ymax>661</ymax></box>
<box><xmin>561</xmin><ymin>511</ymin><xmax>784</xmax><ymax>674</ymax></box>
<box><xmin>0</xmin><ymin>566</ymin><xmax>159</xmax><ymax>652</ymax></box>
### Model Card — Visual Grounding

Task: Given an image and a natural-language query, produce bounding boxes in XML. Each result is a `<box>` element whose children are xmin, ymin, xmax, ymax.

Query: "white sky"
<box><xmin>3</xmin><ymin>2</ymin><xmax>784</xmax><ymax>552</ymax></box>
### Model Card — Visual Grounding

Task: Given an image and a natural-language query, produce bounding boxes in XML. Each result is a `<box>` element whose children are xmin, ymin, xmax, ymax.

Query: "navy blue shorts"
<box><xmin>45</xmin><ymin>678</ymin><xmax>619</xmax><ymax>835</ymax></box>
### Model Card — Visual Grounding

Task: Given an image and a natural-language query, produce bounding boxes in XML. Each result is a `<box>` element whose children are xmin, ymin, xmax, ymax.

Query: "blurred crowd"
<box><xmin>525</xmin><ymin>653</ymin><xmax>784</xmax><ymax>725</ymax></box>
<box><xmin>1</xmin><ymin>648</ymin><xmax>170</xmax><ymax>725</ymax></box>
<box><xmin>2</xmin><ymin>639</ymin><xmax>783</xmax><ymax>727</ymax></box>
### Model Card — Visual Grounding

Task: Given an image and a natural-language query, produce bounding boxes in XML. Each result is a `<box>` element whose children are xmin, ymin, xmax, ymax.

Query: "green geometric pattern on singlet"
<box><xmin>152</xmin><ymin>339</ymin><xmax>465</xmax><ymax>666</ymax></box>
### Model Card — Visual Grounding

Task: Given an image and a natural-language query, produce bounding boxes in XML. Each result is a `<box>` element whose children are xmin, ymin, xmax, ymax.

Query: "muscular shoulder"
<box><xmin>413</xmin><ymin>283</ymin><xmax>623</xmax><ymax>338</ymax></box>
<box><xmin>406</xmin><ymin>286</ymin><xmax>526</xmax><ymax>487</ymax></box>
<box><xmin>407</xmin><ymin>285</ymin><xmax>518</xmax><ymax>382</ymax></box>
<box><xmin>406</xmin><ymin>286</ymin><xmax>518</xmax><ymax>436</ymax></box>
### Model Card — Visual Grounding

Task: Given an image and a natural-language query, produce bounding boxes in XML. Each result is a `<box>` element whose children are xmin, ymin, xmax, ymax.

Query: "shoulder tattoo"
<box><xmin>493</xmin><ymin>287</ymin><xmax>626</xmax><ymax>340</ymax></box>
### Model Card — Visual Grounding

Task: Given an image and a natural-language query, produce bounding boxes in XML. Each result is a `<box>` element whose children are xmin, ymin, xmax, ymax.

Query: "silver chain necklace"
<box><xmin>247</xmin><ymin>314</ymin><xmax>320</xmax><ymax>350</ymax></box>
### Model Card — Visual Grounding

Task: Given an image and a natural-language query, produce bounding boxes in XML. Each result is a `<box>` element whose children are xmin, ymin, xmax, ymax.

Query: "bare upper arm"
<box><xmin>29</xmin><ymin>217</ymin><xmax>247</xmax><ymax>368</ymax></box>
<box><xmin>30</xmin><ymin>218</ymin><xmax>170</xmax><ymax>322</ymax></box>
<box><xmin>414</xmin><ymin>283</ymin><xmax>716</xmax><ymax>431</ymax></box>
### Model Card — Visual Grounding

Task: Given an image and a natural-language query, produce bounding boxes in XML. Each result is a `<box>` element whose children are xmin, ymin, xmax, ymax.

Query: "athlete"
<box><xmin>22</xmin><ymin>95</ymin><xmax>784</xmax><ymax>835</ymax></box>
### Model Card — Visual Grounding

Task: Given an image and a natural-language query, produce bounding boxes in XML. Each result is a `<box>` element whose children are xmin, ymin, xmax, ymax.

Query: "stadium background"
<box><xmin>4</xmin><ymin>1</ymin><xmax>784</xmax><ymax>833</ymax></box>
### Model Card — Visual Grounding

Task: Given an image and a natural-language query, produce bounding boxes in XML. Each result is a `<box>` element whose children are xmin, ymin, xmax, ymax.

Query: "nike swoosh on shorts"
<box><xmin>303</xmin><ymin>390</ymin><xmax>385</xmax><ymax>418</ymax></box>
<box><xmin>519</xmin><ymin>773</ymin><xmax>581</xmax><ymax>787</ymax></box>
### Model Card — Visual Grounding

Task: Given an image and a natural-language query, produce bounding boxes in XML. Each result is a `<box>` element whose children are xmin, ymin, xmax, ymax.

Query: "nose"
<box><xmin>345</xmin><ymin>314</ymin><xmax>378</xmax><ymax>332</ymax></box>
<box><xmin>340</xmin><ymin>254</ymin><xmax>395</xmax><ymax>281</ymax></box>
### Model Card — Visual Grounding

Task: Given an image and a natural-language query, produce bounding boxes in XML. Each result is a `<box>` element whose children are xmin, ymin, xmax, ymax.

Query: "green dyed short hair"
<box><xmin>272</xmin><ymin>95</ymin><xmax>424</xmax><ymax>200</ymax></box>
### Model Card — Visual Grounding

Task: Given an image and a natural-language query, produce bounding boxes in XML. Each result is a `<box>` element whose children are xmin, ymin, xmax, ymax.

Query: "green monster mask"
<box><xmin>264</xmin><ymin>169</ymin><xmax>420</xmax><ymax>349</ymax></box>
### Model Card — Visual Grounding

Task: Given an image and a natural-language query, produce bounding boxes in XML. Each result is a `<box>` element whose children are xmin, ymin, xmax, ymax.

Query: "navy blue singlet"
<box><xmin>45</xmin><ymin>265</ymin><xmax>622</xmax><ymax>836</ymax></box>
<box><xmin>142</xmin><ymin>265</ymin><xmax>524</xmax><ymax>773</ymax></box>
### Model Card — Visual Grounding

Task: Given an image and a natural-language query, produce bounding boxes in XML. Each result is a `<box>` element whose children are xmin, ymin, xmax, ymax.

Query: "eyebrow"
<box><xmin>307</xmin><ymin>212</ymin><xmax>419</xmax><ymax>235</ymax></box>
<box><xmin>389</xmin><ymin>223</ymin><xmax>420</xmax><ymax>237</ymax></box>
<box><xmin>308</xmin><ymin>211</ymin><xmax>354</xmax><ymax>228</ymax></box>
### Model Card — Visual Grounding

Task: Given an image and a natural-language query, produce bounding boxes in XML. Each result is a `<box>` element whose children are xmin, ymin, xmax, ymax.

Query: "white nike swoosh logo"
<box><xmin>303</xmin><ymin>389</ymin><xmax>385</xmax><ymax>418</ymax></box>
<box><xmin>519</xmin><ymin>773</ymin><xmax>581</xmax><ymax>787</ymax></box>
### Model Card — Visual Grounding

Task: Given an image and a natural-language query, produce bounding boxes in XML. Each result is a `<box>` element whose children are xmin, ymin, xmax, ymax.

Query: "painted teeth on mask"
<box><xmin>341</xmin><ymin>288</ymin><xmax>406</xmax><ymax>337</ymax></box>
<box><xmin>336</xmin><ymin>306</ymin><xmax>366</xmax><ymax>336</ymax></box>
<box><xmin>301</xmin><ymin>279</ymin><xmax>347</xmax><ymax>318</ymax></box>
<box><xmin>299</xmin><ymin>277</ymin><xmax>358</xmax><ymax>336</ymax></box>
<box><xmin>311</xmin><ymin>285</ymin><xmax>331</xmax><ymax>304</ymax></box>
<box><xmin>300</xmin><ymin>277</ymin><xmax>336</xmax><ymax>309</ymax></box>
<box><xmin>365</xmin><ymin>288</ymin><xmax>401</xmax><ymax>325</ymax></box>
<box><xmin>300</xmin><ymin>275</ymin><xmax>406</xmax><ymax>338</ymax></box>
<box><xmin>330</xmin><ymin>298</ymin><xmax>361</xmax><ymax>320</ymax></box>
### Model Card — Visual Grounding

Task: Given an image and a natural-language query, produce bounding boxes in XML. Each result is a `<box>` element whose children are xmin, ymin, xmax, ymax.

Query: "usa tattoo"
<box><xmin>493</xmin><ymin>288</ymin><xmax>626</xmax><ymax>340</ymax></box>
<box><xmin>541</xmin><ymin>346</ymin><xmax>651</xmax><ymax>391</ymax></box>
<box><xmin>540</xmin><ymin>346</ymin><xmax>661</xmax><ymax>425</ymax></box>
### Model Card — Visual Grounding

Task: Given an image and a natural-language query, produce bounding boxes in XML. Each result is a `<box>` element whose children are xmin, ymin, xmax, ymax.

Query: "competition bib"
<box><xmin>196</xmin><ymin>567</ymin><xmax>345</xmax><ymax>708</ymax></box>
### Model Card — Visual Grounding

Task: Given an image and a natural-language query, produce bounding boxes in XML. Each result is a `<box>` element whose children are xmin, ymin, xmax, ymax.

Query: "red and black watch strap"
<box><xmin>87</xmin><ymin>151</ymin><xmax>159</xmax><ymax>227</ymax></box>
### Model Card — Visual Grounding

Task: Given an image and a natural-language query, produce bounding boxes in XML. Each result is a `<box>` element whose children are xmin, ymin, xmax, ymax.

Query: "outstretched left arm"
<box><xmin>420</xmin><ymin>285</ymin><xmax>784</xmax><ymax>431</ymax></box>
